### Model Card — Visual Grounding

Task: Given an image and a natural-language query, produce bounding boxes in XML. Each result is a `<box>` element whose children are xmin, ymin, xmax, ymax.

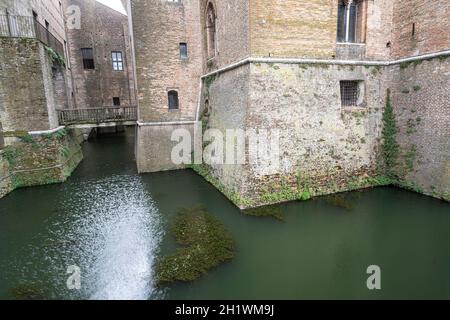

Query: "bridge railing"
<box><xmin>0</xmin><ymin>14</ymin><xmax>65</xmax><ymax>57</ymax></box>
<box><xmin>57</xmin><ymin>106</ymin><xmax>138</xmax><ymax>126</ymax></box>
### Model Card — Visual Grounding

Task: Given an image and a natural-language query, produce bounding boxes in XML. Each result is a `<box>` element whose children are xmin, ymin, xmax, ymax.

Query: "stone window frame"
<box><xmin>205</xmin><ymin>0</ymin><xmax>217</xmax><ymax>61</ymax></box>
<box><xmin>340</xmin><ymin>80</ymin><xmax>366</xmax><ymax>109</ymax></box>
<box><xmin>337</xmin><ymin>0</ymin><xmax>367</xmax><ymax>44</ymax></box>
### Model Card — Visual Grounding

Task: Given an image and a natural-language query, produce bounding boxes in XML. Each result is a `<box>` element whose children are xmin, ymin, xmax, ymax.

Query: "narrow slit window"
<box><xmin>112</xmin><ymin>51</ymin><xmax>124</xmax><ymax>71</ymax></box>
<box><xmin>81</xmin><ymin>48</ymin><xmax>95</xmax><ymax>70</ymax></box>
<box><xmin>168</xmin><ymin>91</ymin><xmax>179</xmax><ymax>110</ymax></box>
<box><xmin>180</xmin><ymin>43</ymin><xmax>188</xmax><ymax>59</ymax></box>
<box><xmin>340</xmin><ymin>81</ymin><xmax>359</xmax><ymax>107</ymax></box>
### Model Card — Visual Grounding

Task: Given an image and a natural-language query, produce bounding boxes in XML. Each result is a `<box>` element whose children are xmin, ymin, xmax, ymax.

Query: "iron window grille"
<box><xmin>340</xmin><ymin>81</ymin><xmax>360</xmax><ymax>107</ymax></box>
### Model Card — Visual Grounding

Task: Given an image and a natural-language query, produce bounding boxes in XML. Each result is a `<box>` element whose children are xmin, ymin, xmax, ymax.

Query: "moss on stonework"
<box><xmin>190</xmin><ymin>164</ymin><xmax>254</xmax><ymax>208</ymax></box>
<box><xmin>155</xmin><ymin>206</ymin><xmax>234</xmax><ymax>286</ymax></box>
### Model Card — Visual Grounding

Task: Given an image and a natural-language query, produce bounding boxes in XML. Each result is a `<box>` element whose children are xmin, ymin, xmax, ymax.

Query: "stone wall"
<box><xmin>390</xmin><ymin>57</ymin><xmax>450</xmax><ymax>201</ymax></box>
<box><xmin>64</xmin><ymin>0</ymin><xmax>136</xmax><ymax>109</ymax></box>
<box><xmin>136</xmin><ymin>123</ymin><xmax>196</xmax><ymax>173</ymax></box>
<box><xmin>0</xmin><ymin>128</ymin><xmax>83</xmax><ymax>199</ymax></box>
<box><xmin>199</xmin><ymin>62</ymin><xmax>388</xmax><ymax>208</ymax></box>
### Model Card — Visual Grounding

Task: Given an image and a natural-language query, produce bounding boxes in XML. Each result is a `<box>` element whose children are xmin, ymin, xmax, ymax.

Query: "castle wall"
<box><xmin>201</xmin><ymin>0</ymin><xmax>249</xmax><ymax>71</ymax></box>
<box><xmin>200</xmin><ymin>62</ymin><xmax>387</xmax><ymax>208</ymax></box>
<box><xmin>391</xmin><ymin>0</ymin><xmax>450</xmax><ymax>59</ymax></box>
<box><xmin>0</xmin><ymin>128</ymin><xmax>83</xmax><ymax>199</ymax></box>
<box><xmin>390</xmin><ymin>57</ymin><xmax>450</xmax><ymax>201</ymax></box>
<box><xmin>131</xmin><ymin>0</ymin><xmax>202</xmax><ymax>122</ymax></box>
<box><xmin>0</xmin><ymin>38</ymin><xmax>51</xmax><ymax>132</ymax></box>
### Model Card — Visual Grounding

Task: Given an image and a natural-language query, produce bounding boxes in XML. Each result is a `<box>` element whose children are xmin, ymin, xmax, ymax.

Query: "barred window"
<box><xmin>112</xmin><ymin>51</ymin><xmax>123</xmax><ymax>71</ymax></box>
<box><xmin>168</xmin><ymin>91</ymin><xmax>179</xmax><ymax>110</ymax></box>
<box><xmin>340</xmin><ymin>81</ymin><xmax>360</xmax><ymax>107</ymax></box>
<box><xmin>81</xmin><ymin>48</ymin><xmax>95</xmax><ymax>69</ymax></box>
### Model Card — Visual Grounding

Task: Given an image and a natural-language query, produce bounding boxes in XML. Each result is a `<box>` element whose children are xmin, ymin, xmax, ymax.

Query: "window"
<box><xmin>340</xmin><ymin>81</ymin><xmax>363</xmax><ymax>107</ymax></box>
<box><xmin>113</xmin><ymin>97</ymin><xmax>121</xmax><ymax>106</ymax></box>
<box><xmin>337</xmin><ymin>0</ymin><xmax>366</xmax><ymax>43</ymax></box>
<box><xmin>180</xmin><ymin>43</ymin><xmax>188</xmax><ymax>59</ymax></box>
<box><xmin>112</xmin><ymin>51</ymin><xmax>123</xmax><ymax>71</ymax></box>
<box><xmin>206</xmin><ymin>2</ymin><xmax>217</xmax><ymax>59</ymax></box>
<box><xmin>168</xmin><ymin>91</ymin><xmax>179</xmax><ymax>110</ymax></box>
<box><xmin>81</xmin><ymin>48</ymin><xmax>95</xmax><ymax>69</ymax></box>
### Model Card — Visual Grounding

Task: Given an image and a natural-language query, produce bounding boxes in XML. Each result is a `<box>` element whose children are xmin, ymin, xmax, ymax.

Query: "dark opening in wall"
<box><xmin>81</xmin><ymin>48</ymin><xmax>95</xmax><ymax>70</ymax></box>
<box><xmin>113</xmin><ymin>97</ymin><xmax>121</xmax><ymax>106</ymax></box>
<box><xmin>168</xmin><ymin>91</ymin><xmax>179</xmax><ymax>110</ymax></box>
<box><xmin>412</xmin><ymin>23</ymin><xmax>416</xmax><ymax>37</ymax></box>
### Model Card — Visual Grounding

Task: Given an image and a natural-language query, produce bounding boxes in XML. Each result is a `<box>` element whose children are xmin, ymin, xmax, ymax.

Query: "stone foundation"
<box><xmin>0</xmin><ymin>128</ymin><xmax>83</xmax><ymax>199</ymax></box>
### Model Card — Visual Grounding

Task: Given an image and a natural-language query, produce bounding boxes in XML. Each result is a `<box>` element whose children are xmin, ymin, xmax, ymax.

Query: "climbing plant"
<box><xmin>380</xmin><ymin>89</ymin><xmax>400</xmax><ymax>181</ymax></box>
<box><xmin>45</xmin><ymin>46</ymin><xmax>66</xmax><ymax>68</ymax></box>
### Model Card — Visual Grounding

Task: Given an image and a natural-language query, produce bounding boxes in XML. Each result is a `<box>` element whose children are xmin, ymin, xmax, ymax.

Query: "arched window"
<box><xmin>206</xmin><ymin>2</ymin><xmax>216</xmax><ymax>59</ymax></box>
<box><xmin>168</xmin><ymin>90</ymin><xmax>179</xmax><ymax>110</ymax></box>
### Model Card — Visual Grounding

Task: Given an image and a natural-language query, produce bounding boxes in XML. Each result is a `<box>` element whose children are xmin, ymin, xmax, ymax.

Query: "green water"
<box><xmin>0</xmin><ymin>129</ymin><xmax>449</xmax><ymax>300</ymax></box>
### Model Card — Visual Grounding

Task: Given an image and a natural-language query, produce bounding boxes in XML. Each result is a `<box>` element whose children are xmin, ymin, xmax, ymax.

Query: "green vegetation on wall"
<box><xmin>379</xmin><ymin>90</ymin><xmax>400</xmax><ymax>181</ymax></box>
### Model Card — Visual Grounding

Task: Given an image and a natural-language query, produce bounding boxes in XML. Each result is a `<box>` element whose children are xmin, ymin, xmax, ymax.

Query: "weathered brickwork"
<box><xmin>250</xmin><ymin>0</ymin><xmax>337</xmax><ymax>59</ymax></box>
<box><xmin>131</xmin><ymin>0</ymin><xmax>202</xmax><ymax>122</ymax></box>
<box><xmin>64</xmin><ymin>0</ymin><xmax>136</xmax><ymax>109</ymax></box>
<box><xmin>390</xmin><ymin>57</ymin><xmax>450</xmax><ymax>200</ymax></box>
<box><xmin>391</xmin><ymin>0</ymin><xmax>450</xmax><ymax>59</ymax></box>
<box><xmin>0</xmin><ymin>128</ymin><xmax>83</xmax><ymax>198</ymax></box>
<box><xmin>201</xmin><ymin>0</ymin><xmax>249</xmax><ymax>70</ymax></box>
<box><xmin>0</xmin><ymin>38</ymin><xmax>51</xmax><ymax>132</ymax></box>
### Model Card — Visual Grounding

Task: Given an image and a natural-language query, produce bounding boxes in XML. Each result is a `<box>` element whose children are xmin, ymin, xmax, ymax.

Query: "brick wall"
<box><xmin>390</xmin><ymin>57</ymin><xmax>450</xmax><ymax>199</ymax></box>
<box><xmin>64</xmin><ymin>0</ymin><xmax>136</xmax><ymax>109</ymax></box>
<box><xmin>131</xmin><ymin>0</ymin><xmax>202</xmax><ymax>122</ymax></box>
<box><xmin>391</xmin><ymin>0</ymin><xmax>450</xmax><ymax>59</ymax></box>
<box><xmin>0</xmin><ymin>38</ymin><xmax>51</xmax><ymax>132</ymax></box>
<box><xmin>200</xmin><ymin>0</ymin><xmax>250</xmax><ymax>71</ymax></box>
<box><xmin>250</xmin><ymin>0</ymin><xmax>337</xmax><ymax>59</ymax></box>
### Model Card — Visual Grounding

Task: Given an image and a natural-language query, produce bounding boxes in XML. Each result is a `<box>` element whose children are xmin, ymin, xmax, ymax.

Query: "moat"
<box><xmin>0</xmin><ymin>129</ymin><xmax>449</xmax><ymax>300</ymax></box>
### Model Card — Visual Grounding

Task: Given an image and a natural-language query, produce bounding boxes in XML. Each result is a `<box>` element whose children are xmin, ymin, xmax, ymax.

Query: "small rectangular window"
<box><xmin>168</xmin><ymin>91</ymin><xmax>179</xmax><ymax>110</ymax></box>
<box><xmin>180</xmin><ymin>43</ymin><xmax>188</xmax><ymax>59</ymax></box>
<box><xmin>112</xmin><ymin>51</ymin><xmax>124</xmax><ymax>71</ymax></box>
<box><xmin>113</xmin><ymin>97</ymin><xmax>121</xmax><ymax>106</ymax></box>
<box><xmin>340</xmin><ymin>81</ymin><xmax>360</xmax><ymax>107</ymax></box>
<box><xmin>81</xmin><ymin>48</ymin><xmax>95</xmax><ymax>70</ymax></box>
